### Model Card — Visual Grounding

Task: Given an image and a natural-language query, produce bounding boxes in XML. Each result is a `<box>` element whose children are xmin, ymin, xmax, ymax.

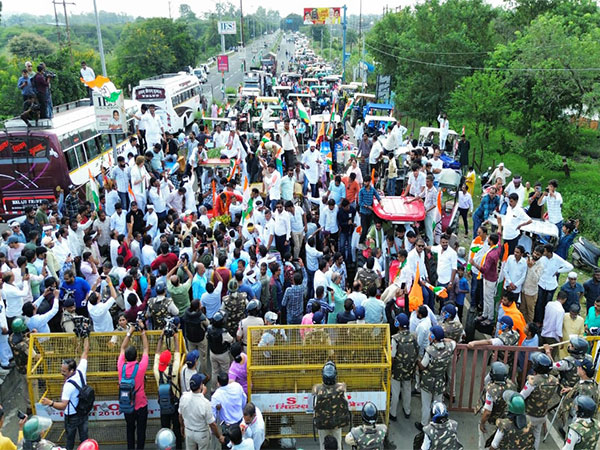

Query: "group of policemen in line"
<box><xmin>310</xmin><ymin>309</ymin><xmax>600</xmax><ymax>449</ymax></box>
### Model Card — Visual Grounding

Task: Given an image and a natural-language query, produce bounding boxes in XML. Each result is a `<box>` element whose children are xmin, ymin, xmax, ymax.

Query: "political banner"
<box><xmin>303</xmin><ymin>7</ymin><xmax>341</xmax><ymax>25</ymax></box>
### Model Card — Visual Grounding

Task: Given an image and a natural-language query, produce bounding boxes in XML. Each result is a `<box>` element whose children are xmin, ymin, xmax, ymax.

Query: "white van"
<box><xmin>132</xmin><ymin>72</ymin><xmax>201</xmax><ymax>133</ymax></box>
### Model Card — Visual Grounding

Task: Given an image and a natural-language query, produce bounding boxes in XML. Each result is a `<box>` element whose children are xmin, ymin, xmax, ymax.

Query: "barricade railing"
<box><xmin>27</xmin><ymin>331</ymin><xmax>185</xmax><ymax>445</ymax></box>
<box><xmin>247</xmin><ymin>324</ymin><xmax>391</xmax><ymax>439</ymax></box>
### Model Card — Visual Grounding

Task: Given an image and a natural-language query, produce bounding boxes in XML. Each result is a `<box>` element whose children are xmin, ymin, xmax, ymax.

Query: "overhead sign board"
<box><xmin>303</xmin><ymin>7</ymin><xmax>341</xmax><ymax>25</ymax></box>
<box><xmin>376</xmin><ymin>75</ymin><xmax>392</xmax><ymax>103</ymax></box>
<box><xmin>93</xmin><ymin>91</ymin><xmax>127</xmax><ymax>134</ymax></box>
<box><xmin>218</xmin><ymin>21</ymin><xmax>237</xmax><ymax>35</ymax></box>
<box><xmin>217</xmin><ymin>55</ymin><xmax>229</xmax><ymax>72</ymax></box>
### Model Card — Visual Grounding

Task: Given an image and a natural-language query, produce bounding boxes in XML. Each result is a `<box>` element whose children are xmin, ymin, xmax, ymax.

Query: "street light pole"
<box><xmin>92</xmin><ymin>0</ymin><xmax>107</xmax><ymax>77</ymax></box>
<box><xmin>239</xmin><ymin>0</ymin><xmax>246</xmax><ymax>72</ymax></box>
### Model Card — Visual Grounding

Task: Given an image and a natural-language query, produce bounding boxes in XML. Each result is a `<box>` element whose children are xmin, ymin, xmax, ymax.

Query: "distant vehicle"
<box><xmin>0</xmin><ymin>99</ymin><xmax>137</xmax><ymax>220</ymax></box>
<box><xmin>193</xmin><ymin>67</ymin><xmax>208</xmax><ymax>83</ymax></box>
<box><xmin>201</xmin><ymin>63</ymin><xmax>210</xmax><ymax>75</ymax></box>
<box><xmin>132</xmin><ymin>72</ymin><xmax>201</xmax><ymax>133</ymax></box>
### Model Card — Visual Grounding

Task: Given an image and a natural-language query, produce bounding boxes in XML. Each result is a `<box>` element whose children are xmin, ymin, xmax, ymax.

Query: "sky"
<box><xmin>4</xmin><ymin>0</ymin><xmax>398</xmax><ymax>19</ymax></box>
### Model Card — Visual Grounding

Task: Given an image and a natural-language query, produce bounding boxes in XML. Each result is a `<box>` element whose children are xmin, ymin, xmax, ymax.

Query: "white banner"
<box><xmin>251</xmin><ymin>391</ymin><xmax>387</xmax><ymax>414</ymax></box>
<box><xmin>36</xmin><ymin>399</ymin><xmax>161</xmax><ymax>422</ymax></box>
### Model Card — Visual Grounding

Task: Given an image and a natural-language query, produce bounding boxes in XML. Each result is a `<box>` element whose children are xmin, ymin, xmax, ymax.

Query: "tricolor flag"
<box><xmin>342</xmin><ymin>98</ymin><xmax>354</xmax><ymax>120</ymax></box>
<box><xmin>327</xmin><ymin>109</ymin><xmax>336</xmax><ymax>139</ymax></box>
<box><xmin>80</xmin><ymin>75</ymin><xmax>121</xmax><ymax>103</ymax></box>
<box><xmin>86</xmin><ymin>169</ymin><xmax>100</xmax><ymax>210</ymax></box>
<box><xmin>296</xmin><ymin>100</ymin><xmax>310</xmax><ymax>124</ymax></box>
<box><xmin>127</xmin><ymin>183</ymin><xmax>136</xmax><ymax>203</ymax></box>
<box><xmin>431</xmin><ymin>189</ymin><xmax>443</xmax><ymax>232</ymax></box>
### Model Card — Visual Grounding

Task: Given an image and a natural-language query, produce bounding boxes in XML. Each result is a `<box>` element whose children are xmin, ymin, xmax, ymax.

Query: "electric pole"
<box><xmin>54</xmin><ymin>0</ymin><xmax>75</xmax><ymax>64</ymax></box>
<box><xmin>92</xmin><ymin>0</ymin><xmax>106</xmax><ymax>77</ymax></box>
<box><xmin>52</xmin><ymin>0</ymin><xmax>62</xmax><ymax>45</ymax></box>
<box><xmin>239</xmin><ymin>0</ymin><xmax>246</xmax><ymax>72</ymax></box>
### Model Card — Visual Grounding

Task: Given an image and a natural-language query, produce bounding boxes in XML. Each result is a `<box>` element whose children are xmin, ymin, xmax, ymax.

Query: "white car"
<box><xmin>193</xmin><ymin>67</ymin><xmax>208</xmax><ymax>83</ymax></box>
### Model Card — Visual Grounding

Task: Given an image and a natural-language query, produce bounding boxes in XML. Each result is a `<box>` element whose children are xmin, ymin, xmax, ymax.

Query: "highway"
<box><xmin>201</xmin><ymin>31</ymin><xmax>296</xmax><ymax>103</ymax></box>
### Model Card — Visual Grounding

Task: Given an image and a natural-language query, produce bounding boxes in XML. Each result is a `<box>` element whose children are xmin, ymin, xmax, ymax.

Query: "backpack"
<box><xmin>158</xmin><ymin>365</ymin><xmax>179</xmax><ymax>415</ymax></box>
<box><xmin>150</xmin><ymin>298</ymin><xmax>171</xmax><ymax>329</ymax></box>
<box><xmin>313</xmin><ymin>383</ymin><xmax>350</xmax><ymax>429</ymax></box>
<box><xmin>67</xmin><ymin>370</ymin><xmax>95</xmax><ymax>416</ymax></box>
<box><xmin>119</xmin><ymin>363</ymin><xmax>139</xmax><ymax>415</ymax></box>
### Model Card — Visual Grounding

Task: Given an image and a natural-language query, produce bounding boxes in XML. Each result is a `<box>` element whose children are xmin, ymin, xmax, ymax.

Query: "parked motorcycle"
<box><xmin>572</xmin><ymin>237</ymin><xmax>600</xmax><ymax>271</ymax></box>
<box><xmin>480</xmin><ymin>166</ymin><xmax>492</xmax><ymax>189</ymax></box>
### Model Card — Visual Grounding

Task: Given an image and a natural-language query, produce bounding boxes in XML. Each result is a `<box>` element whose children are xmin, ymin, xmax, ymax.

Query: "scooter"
<box><xmin>572</xmin><ymin>237</ymin><xmax>600</xmax><ymax>270</ymax></box>
<box><xmin>480</xmin><ymin>166</ymin><xmax>492</xmax><ymax>188</ymax></box>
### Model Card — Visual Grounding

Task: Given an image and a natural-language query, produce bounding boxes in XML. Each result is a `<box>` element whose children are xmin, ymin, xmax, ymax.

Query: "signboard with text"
<box><xmin>36</xmin><ymin>399</ymin><xmax>162</xmax><ymax>422</ymax></box>
<box><xmin>93</xmin><ymin>91</ymin><xmax>127</xmax><ymax>134</ymax></box>
<box><xmin>218</xmin><ymin>21</ymin><xmax>237</xmax><ymax>35</ymax></box>
<box><xmin>251</xmin><ymin>391</ymin><xmax>387</xmax><ymax>413</ymax></box>
<box><xmin>217</xmin><ymin>55</ymin><xmax>230</xmax><ymax>72</ymax></box>
<box><xmin>303</xmin><ymin>7</ymin><xmax>341</xmax><ymax>25</ymax></box>
<box><xmin>376</xmin><ymin>75</ymin><xmax>392</xmax><ymax>103</ymax></box>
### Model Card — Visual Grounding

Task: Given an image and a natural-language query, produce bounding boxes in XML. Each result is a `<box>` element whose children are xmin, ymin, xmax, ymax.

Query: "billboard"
<box><xmin>217</xmin><ymin>55</ymin><xmax>229</xmax><ymax>72</ymax></box>
<box><xmin>92</xmin><ymin>91</ymin><xmax>127</xmax><ymax>134</ymax></box>
<box><xmin>303</xmin><ymin>7</ymin><xmax>341</xmax><ymax>25</ymax></box>
<box><xmin>218</xmin><ymin>21</ymin><xmax>237</xmax><ymax>34</ymax></box>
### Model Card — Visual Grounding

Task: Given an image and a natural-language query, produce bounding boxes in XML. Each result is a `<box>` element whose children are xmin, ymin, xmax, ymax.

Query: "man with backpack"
<box><xmin>153</xmin><ymin>330</ymin><xmax>183</xmax><ymax>449</ymax></box>
<box><xmin>148</xmin><ymin>281</ymin><xmax>179</xmax><ymax>330</ymax></box>
<box><xmin>118</xmin><ymin>319</ymin><xmax>149</xmax><ymax>450</ymax></box>
<box><xmin>40</xmin><ymin>336</ymin><xmax>91</xmax><ymax>450</ymax></box>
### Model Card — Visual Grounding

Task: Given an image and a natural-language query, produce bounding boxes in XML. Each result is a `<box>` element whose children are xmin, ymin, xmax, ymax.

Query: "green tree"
<box><xmin>8</xmin><ymin>33</ymin><xmax>55</xmax><ymax>59</ymax></box>
<box><xmin>114</xmin><ymin>18</ymin><xmax>199</xmax><ymax>89</ymax></box>
<box><xmin>280</xmin><ymin>14</ymin><xmax>303</xmax><ymax>32</ymax></box>
<box><xmin>449</xmin><ymin>72</ymin><xmax>510</xmax><ymax>169</ymax></box>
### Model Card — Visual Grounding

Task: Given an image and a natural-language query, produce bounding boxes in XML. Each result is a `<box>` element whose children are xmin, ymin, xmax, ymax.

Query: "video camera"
<box><xmin>72</xmin><ymin>315</ymin><xmax>91</xmax><ymax>338</ymax></box>
<box><xmin>134</xmin><ymin>311</ymin><xmax>146</xmax><ymax>331</ymax></box>
<box><xmin>164</xmin><ymin>316</ymin><xmax>178</xmax><ymax>339</ymax></box>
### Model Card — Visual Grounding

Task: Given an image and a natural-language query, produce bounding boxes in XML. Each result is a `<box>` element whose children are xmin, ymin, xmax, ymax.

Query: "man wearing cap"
<box><xmin>390</xmin><ymin>313</ymin><xmax>418</xmax><ymax>421</ymax></box>
<box><xmin>154</xmin><ymin>329</ymin><xmax>182</xmax><ymax>449</ymax></box>
<box><xmin>179</xmin><ymin>373</ymin><xmax>225</xmax><ymax>449</ymax></box>
<box><xmin>417</xmin><ymin>326</ymin><xmax>456</xmax><ymax>430</ymax></box>
<box><xmin>504</xmin><ymin>175</ymin><xmax>525</xmax><ymax>208</ymax></box>
<box><xmin>560</xmin><ymin>272</ymin><xmax>584</xmax><ymax>313</ymax></box>
<box><xmin>9</xmin><ymin>222</ymin><xmax>26</xmax><ymax>244</ymax></box>
<box><xmin>489</xmin><ymin>163</ymin><xmax>512</xmax><ymax>186</ymax></box>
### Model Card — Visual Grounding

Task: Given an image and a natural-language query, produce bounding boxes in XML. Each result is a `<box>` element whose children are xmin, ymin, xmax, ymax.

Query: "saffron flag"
<box><xmin>80</xmin><ymin>75</ymin><xmax>121</xmax><ymax>102</ymax></box>
<box><xmin>408</xmin><ymin>265</ymin><xmax>424</xmax><ymax>312</ymax></box>
<box><xmin>86</xmin><ymin>169</ymin><xmax>100</xmax><ymax>210</ymax></box>
<box><xmin>297</xmin><ymin>100</ymin><xmax>310</xmax><ymax>124</ymax></box>
<box><xmin>127</xmin><ymin>183</ymin><xmax>136</xmax><ymax>203</ymax></box>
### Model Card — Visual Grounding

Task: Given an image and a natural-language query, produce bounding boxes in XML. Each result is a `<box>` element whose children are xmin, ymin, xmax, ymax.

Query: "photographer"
<box><xmin>87</xmin><ymin>276</ymin><xmax>117</xmax><ymax>332</ymax></box>
<box><xmin>32</xmin><ymin>64</ymin><xmax>50</xmax><ymax>119</ymax></box>
<box><xmin>22</xmin><ymin>286</ymin><xmax>59</xmax><ymax>335</ymax></box>
<box><xmin>118</xmin><ymin>319</ymin><xmax>149</xmax><ymax>450</ymax></box>
<box><xmin>154</xmin><ymin>329</ymin><xmax>183</xmax><ymax>449</ymax></box>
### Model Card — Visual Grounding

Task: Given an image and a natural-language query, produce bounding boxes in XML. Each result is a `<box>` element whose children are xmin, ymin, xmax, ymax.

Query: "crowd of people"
<box><xmin>2</xmin><ymin>45</ymin><xmax>600</xmax><ymax>450</ymax></box>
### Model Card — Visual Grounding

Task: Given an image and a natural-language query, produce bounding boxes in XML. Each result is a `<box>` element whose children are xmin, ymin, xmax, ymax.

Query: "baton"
<box><xmin>543</xmin><ymin>395</ymin><xmax>565</xmax><ymax>442</ymax></box>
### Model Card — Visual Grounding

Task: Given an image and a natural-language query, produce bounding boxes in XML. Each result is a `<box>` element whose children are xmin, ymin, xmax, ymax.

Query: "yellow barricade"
<box><xmin>27</xmin><ymin>331</ymin><xmax>185</xmax><ymax>445</ymax></box>
<box><xmin>247</xmin><ymin>324</ymin><xmax>391</xmax><ymax>439</ymax></box>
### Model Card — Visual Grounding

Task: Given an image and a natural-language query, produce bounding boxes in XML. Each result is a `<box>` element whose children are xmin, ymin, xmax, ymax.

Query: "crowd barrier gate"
<box><xmin>247</xmin><ymin>324</ymin><xmax>391</xmax><ymax>440</ymax></box>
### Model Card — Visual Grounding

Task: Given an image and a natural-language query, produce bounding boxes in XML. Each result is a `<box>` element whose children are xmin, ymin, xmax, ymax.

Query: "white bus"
<box><xmin>132</xmin><ymin>72</ymin><xmax>201</xmax><ymax>133</ymax></box>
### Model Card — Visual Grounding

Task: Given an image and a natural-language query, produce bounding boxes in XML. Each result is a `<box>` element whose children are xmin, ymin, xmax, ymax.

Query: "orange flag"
<box><xmin>212</xmin><ymin>180</ymin><xmax>217</xmax><ymax>209</ymax></box>
<box><xmin>408</xmin><ymin>265</ymin><xmax>424</xmax><ymax>312</ymax></box>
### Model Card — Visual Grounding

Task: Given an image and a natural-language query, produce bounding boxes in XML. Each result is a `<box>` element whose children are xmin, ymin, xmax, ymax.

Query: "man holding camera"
<box><xmin>154</xmin><ymin>329</ymin><xmax>183</xmax><ymax>449</ymax></box>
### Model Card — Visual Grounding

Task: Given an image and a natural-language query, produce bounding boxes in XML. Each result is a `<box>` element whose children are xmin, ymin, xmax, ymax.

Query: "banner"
<box><xmin>36</xmin><ymin>399</ymin><xmax>162</xmax><ymax>422</ymax></box>
<box><xmin>93</xmin><ymin>91</ymin><xmax>127</xmax><ymax>134</ymax></box>
<box><xmin>303</xmin><ymin>7</ymin><xmax>341</xmax><ymax>25</ymax></box>
<box><xmin>252</xmin><ymin>391</ymin><xmax>387</xmax><ymax>414</ymax></box>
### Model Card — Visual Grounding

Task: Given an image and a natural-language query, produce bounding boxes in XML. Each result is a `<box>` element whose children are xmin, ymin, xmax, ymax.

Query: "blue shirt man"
<box><xmin>59</xmin><ymin>273</ymin><xmax>91</xmax><ymax>311</ymax></box>
<box><xmin>17</xmin><ymin>71</ymin><xmax>35</xmax><ymax>98</ymax></box>
<box><xmin>561</xmin><ymin>274</ymin><xmax>584</xmax><ymax>312</ymax></box>
<box><xmin>358</xmin><ymin>182</ymin><xmax>381</xmax><ymax>215</ymax></box>
<box><xmin>328</xmin><ymin>177</ymin><xmax>346</xmax><ymax>204</ymax></box>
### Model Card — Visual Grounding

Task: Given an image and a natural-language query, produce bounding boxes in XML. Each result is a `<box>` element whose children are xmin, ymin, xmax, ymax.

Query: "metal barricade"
<box><xmin>27</xmin><ymin>331</ymin><xmax>185</xmax><ymax>446</ymax></box>
<box><xmin>247</xmin><ymin>324</ymin><xmax>391</xmax><ymax>439</ymax></box>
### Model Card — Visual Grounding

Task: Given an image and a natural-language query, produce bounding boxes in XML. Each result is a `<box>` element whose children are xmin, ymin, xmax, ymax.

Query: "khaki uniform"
<box><xmin>178</xmin><ymin>391</ymin><xmax>216</xmax><ymax>450</ymax></box>
<box><xmin>493</xmin><ymin>417</ymin><xmax>535</xmax><ymax>450</ymax></box>
<box><xmin>423</xmin><ymin>419</ymin><xmax>463</xmax><ymax>449</ymax></box>
<box><xmin>345</xmin><ymin>424</ymin><xmax>387</xmax><ymax>449</ymax></box>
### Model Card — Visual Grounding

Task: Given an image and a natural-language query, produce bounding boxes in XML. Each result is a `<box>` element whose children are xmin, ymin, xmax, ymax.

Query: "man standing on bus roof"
<box><xmin>111</xmin><ymin>156</ymin><xmax>131</xmax><ymax>210</ymax></box>
<box><xmin>80</xmin><ymin>61</ymin><xmax>95</xmax><ymax>106</ymax></box>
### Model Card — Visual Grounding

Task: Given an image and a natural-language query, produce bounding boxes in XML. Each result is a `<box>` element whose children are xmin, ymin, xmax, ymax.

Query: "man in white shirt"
<box><xmin>431</xmin><ymin>233</ymin><xmax>457</xmax><ymax>293</ymax></box>
<box><xmin>404</xmin><ymin>238</ymin><xmax>434</xmax><ymax>310</ymax></box>
<box><xmin>502</xmin><ymin>245</ymin><xmax>528</xmax><ymax>297</ymax></box>
<box><xmin>144</xmin><ymin>105</ymin><xmax>165</xmax><ymax>148</ymax></box>
<box><xmin>429</xmin><ymin>149</ymin><xmax>444</xmax><ymax>187</ymax></box>
<box><xmin>110</xmin><ymin>204</ymin><xmax>127</xmax><ymax>237</ymax></box>
<box><xmin>130</xmin><ymin>156</ymin><xmax>150</xmax><ymax>211</ymax></box>
<box><xmin>80</xmin><ymin>61</ymin><xmax>95</xmax><ymax>105</ymax></box>
<box><xmin>243</xmin><ymin>402</ymin><xmax>265</xmax><ymax>450</ymax></box>
<box><xmin>280</xmin><ymin>119</ymin><xmax>298</xmax><ymax>170</ymax></box>
<box><xmin>354</xmin><ymin>120</ymin><xmax>364</xmax><ymax>142</ymax></box>
<box><xmin>535</xmin><ymin>244</ymin><xmax>573</xmax><ymax>324</ymax></box>
<box><xmin>221</xmin><ymin>129</ymin><xmax>243</xmax><ymax>159</ymax></box>
<box><xmin>141</xmin><ymin>235</ymin><xmax>157</xmax><ymax>267</ymax></box>
<box><xmin>272</xmin><ymin>201</ymin><xmax>291</xmax><ymax>256</ymax></box>
<box><xmin>144</xmin><ymin>204</ymin><xmax>158</xmax><ymax>239</ymax></box>
<box><xmin>104</xmin><ymin>182</ymin><xmax>121</xmax><ymax>217</ymax></box>
<box><xmin>538</xmin><ymin>179</ymin><xmax>564</xmax><ymax>235</ymax></box>
<box><xmin>167</xmin><ymin>187</ymin><xmax>186</xmax><ymax>216</ymax></box>
<box><xmin>148</xmin><ymin>178</ymin><xmax>169</xmax><ymax>219</ymax></box>
<box><xmin>437</xmin><ymin>113</ymin><xmax>449</xmax><ymax>150</ymax></box>
<box><xmin>321</xmin><ymin>199</ymin><xmax>339</xmax><ymax>241</ymax></box>
<box><xmin>540</xmin><ymin>290</ymin><xmax>567</xmax><ymax>352</ymax></box>
<box><xmin>369</xmin><ymin>134</ymin><xmax>383</xmax><ymax>175</ymax></box>
<box><xmin>213</xmin><ymin>124</ymin><xmax>227</xmax><ymax>149</ymax></box>
<box><xmin>489</xmin><ymin>162</ymin><xmax>512</xmax><ymax>186</ymax></box>
<box><xmin>501</xmin><ymin>193</ymin><xmax>532</xmax><ymax>255</ymax></box>
<box><xmin>262</xmin><ymin>163</ymin><xmax>281</xmax><ymax>211</ymax></box>
<box><xmin>420</xmin><ymin>174</ymin><xmax>439</xmax><ymax>246</ymax></box>
<box><xmin>405</xmin><ymin>164</ymin><xmax>426</xmax><ymax>198</ymax></box>
<box><xmin>261</xmin><ymin>209</ymin><xmax>275</xmax><ymax>250</ymax></box>
<box><xmin>302</xmin><ymin>142</ymin><xmax>321</xmax><ymax>197</ymax></box>
<box><xmin>87</xmin><ymin>278</ymin><xmax>117</xmax><ymax>332</ymax></box>
<box><xmin>504</xmin><ymin>175</ymin><xmax>525</xmax><ymax>207</ymax></box>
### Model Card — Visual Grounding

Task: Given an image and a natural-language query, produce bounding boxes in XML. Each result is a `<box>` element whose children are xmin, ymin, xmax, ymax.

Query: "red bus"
<box><xmin>0</xmin><ymin>99</ymin><xmax>137</xmax><ymax>221</ymax></box>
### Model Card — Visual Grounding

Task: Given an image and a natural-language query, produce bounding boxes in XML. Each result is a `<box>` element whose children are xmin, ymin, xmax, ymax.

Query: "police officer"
<box><xmin>206</xmin><ymin>310</ymin><xmax>234</xmax><ymax>389</ymax></box>
<box><xmin>417</xmin><ymin>326</ymin><xmax>456</xmax><ymax>431</ymax></box>
<box><xmin>390</xmin><ymin>313</ymin><xmax>418</xmax><ymax>421</ymax></box>
<box><xmin>563</xmin><ymin>395</ymin><xmax>600</xmax><ymax>450</ymax></box>
<box><xmin>477</xmin><ymin>361</ymin><xmax>518</xmax><ymax>449</ymax></box>
<box><xmin>312</xmin><ymin>361</ymin><xmax>350</xmax><ymax>450</ymax></box>
<box><xmin>223</xmin><ymin>279</ymin><xmax>248</xmax><ymax>338</ymax></box>
<box><xmin>8</xmin><ymin>317</ymin><xmax>29</xmax><ymax>375</ymax></box>
<box><xmin>237</xmin><ymin>299</ymin><xmax>264</xmax><ymax>353</ymax></box>
<box><xmin>520</xmin><ymin>352</ymin><xmax>559</xmax><ymax>449</ymax></box>
<box><xmin>560</xmin><ymin>358</ymin><xmax>599</xmax><ymax>435</ymax></box>
<box><xmin>421</xmin><ymin>401</ymin><xmax>463</xmax><ymax>449</ymax></box>
<box><xmin>490</xmin><ymin>391</ymin><xmax>535</xmax><ymax>450</ymax></box>
<box><xmin>544</xmin><ymin>336</ymin><xmax>589</xmax><ymax>390</ymax></box>
<box><xmin>440</xmin><ymin>304</ymin><xmax>463</xmax><ymax>343</ymax></box>
<box><xmin>345</xmin><ymin>402</ymin><xmax>386</xmax><ymax>450</ymax></box>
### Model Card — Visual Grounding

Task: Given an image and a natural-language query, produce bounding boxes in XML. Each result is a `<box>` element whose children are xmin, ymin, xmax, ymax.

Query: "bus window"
<box><xmin>65</xmin><ymin>147</ymin><xmax>78</xmax><ymax>171</ymax></box>
<box><xmin>83</xmin><ymin>138</ymin><xmax>101</xmax><ymax>161</ymax></box>
<box><xmin>74</xmin><ymin>144</ymin><xmax>86</xmax><ymax>167</ymax></box>
<box><xmin>79</xmin><ymin>128</ymin><xmax>94</xmax><ymax>143</ymax></box>
<box><xmin>96</xmin><ymin>135</ymin><xmax>109</xmax><ymax>152</ymax></box>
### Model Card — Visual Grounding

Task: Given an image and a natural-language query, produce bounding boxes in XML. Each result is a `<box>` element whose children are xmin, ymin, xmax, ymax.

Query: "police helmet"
<box><xmin>489</xmin><ymin>361</ymin><xmax>509</xmax><ymax>383</ymax></box>
<box><xmin>155</xmin><ymin>281</ymin><xmax>167</xmax><ymax>294</ymax></box>
<box><xmin>568</xmin><ymin>336</ymin><xmax>589</xmax><ymax>357</ymax></box>
<box><xmin>228</xmin><ymin>279</ymin><xmax>239</xmax><ymax>293</ymax></box>
<box><xmin>431</xmin><ymin>401</ymin><xmax>448</xmax><ymax>423</ymax></box>
<box><xmin>11</xmin><ymin>317</ymin><xmax>27</xmax><ymax>333</ymax></box>
<box><xmin>441</xmin><ymin>303</ymin><xmax>457</xmax><ymax>320</ymax></box>
<box><xmin>503</xmin><ymin>391</ymin><xmax>526</xmax><ymax>415</ymax></box>
<box><xmin>575</xmin><ymin>395</ymin><xmax>597</xmax><ymax>419</ymax></box>
<box><xmin>212</xmin><ymin>310</ymin><xmax>226</xmax><ymax>326</ymax></box>
<box><xmin>531</xmin><ymin>352</ymin><xmax>552</xmax><ymax>374</ymax></box>
<box><xmin>322</xmin><ymin>361</ymin><xmax>337</xmax><ymax>385</ymax></box>
<box><xmin>155</xmin><ymin>428</ymin><xmax>176</xmax><ymax>450</ymax></box>
<box><xmin>246</xmin><ymin>299</ymin><xmax>261</xmax><ymax>316</ymax></box>
<box><xmin>361</xmin><ymin>401</ymin><xmax>378</xmax><ymax>425</ymax></box>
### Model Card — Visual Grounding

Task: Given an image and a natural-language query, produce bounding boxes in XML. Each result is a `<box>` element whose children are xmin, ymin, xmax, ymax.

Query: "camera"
<box><xmin>164</xmin><ymin>316</ymin><xmax>177</xmax><ymax>339</ymax></box>
<box><xmin>44</xmin><ymin>70</ymin><xmax>57</xmax><ymax>79</ymax></box>
<box><xmin>72</xmin><ymin>315</ymin><xmax>91</xmax><ymax>338</ymax></box>
<box><xmin>134</xmin><ymin>311</ymin><xmax>146</xmax><ymax>331</ymax></box>
<box><xmin>17</xmin><ymin>410</ymin><xmax>26</xmax><ymax>420</ymax></box>
<box><xmin>589</xmin><ymin>327</ymin><xmax>600</xmax><ymax>336</ymax></box>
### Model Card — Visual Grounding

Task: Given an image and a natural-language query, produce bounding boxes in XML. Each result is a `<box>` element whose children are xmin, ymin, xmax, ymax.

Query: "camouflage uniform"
<box><xmin>8</xmin><ymin>333</ymin><xmax>29</xmax><ymax>374</ymax></box>
<box><xmin>560</xmin><ymin>379</ymin><xmax>600</xmax><ymax>430</ymax></box>
<box><xmin>345</xmin><ymin>424</ymin><xmax>387</xmax><ymax>449</ymax></box>
<box><xmin>567</xmin><ymin>418</ymin><xmax>600</xmax><ymax>450</ymax></box>
<box><xmin>356</xmin><ymin>268</ymin><xmax>379</xmax><ymax>294</ymax></box>
<box><xmin>313</xmin><ymin>382</ymin><xmax>350</xmax><ymax>450</ymax></box>
<box><xmin>476</xmin><ymin>378</ymin><xmax>518</xmax><ymax>449</ymax></box>
<box><xmin>524</xmin><ymin>373</ymin><xmax>559</xmax><ymax>449</ymax></box>
<box><xmin>496</xmin><ymin>329</ymin><xmax>519</xmax><ymax>370</ymax></box>
<box><xmin>493</xmin><ymin>417</ymin><xmax>535</xmax><ymax>450</ymax></box>
<box><xmin>222</xmin><ymin>291</ymin><xmax>248</xmax><ymax>337</ymax></box>
<box><xmin>148</xmin><ymin>296</ymin><xmax>176</xmax><ymax>329</ymax></box>
<box><xmin>554</xmin><ymin>354</ymin><xmax>586</xmax><ymax>389</ymax></box>
<box><xmin>441</xmin><ymin>320</ymin><xmax>463</xmax><ymax>343</ymax></box>
<box><xmin>422</xmin><ymin>419</ymin><xmax>463</xmax><ymax>449</ymax></box>
<box><xmin>420</xmin><ymin>341</ymin><xmax>455</xmax><ymax>426</ymax></box>
<box><xmin>391</xmin><ymin>330</ymin><xmax>418</xmax><ymax>418</ymax></box>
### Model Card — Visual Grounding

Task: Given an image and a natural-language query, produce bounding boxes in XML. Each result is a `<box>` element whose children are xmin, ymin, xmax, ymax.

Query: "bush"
<box><xmin>564</xmin><ymin>192</ymin><xmax>600</xmax><ymax>239</ymax></box>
